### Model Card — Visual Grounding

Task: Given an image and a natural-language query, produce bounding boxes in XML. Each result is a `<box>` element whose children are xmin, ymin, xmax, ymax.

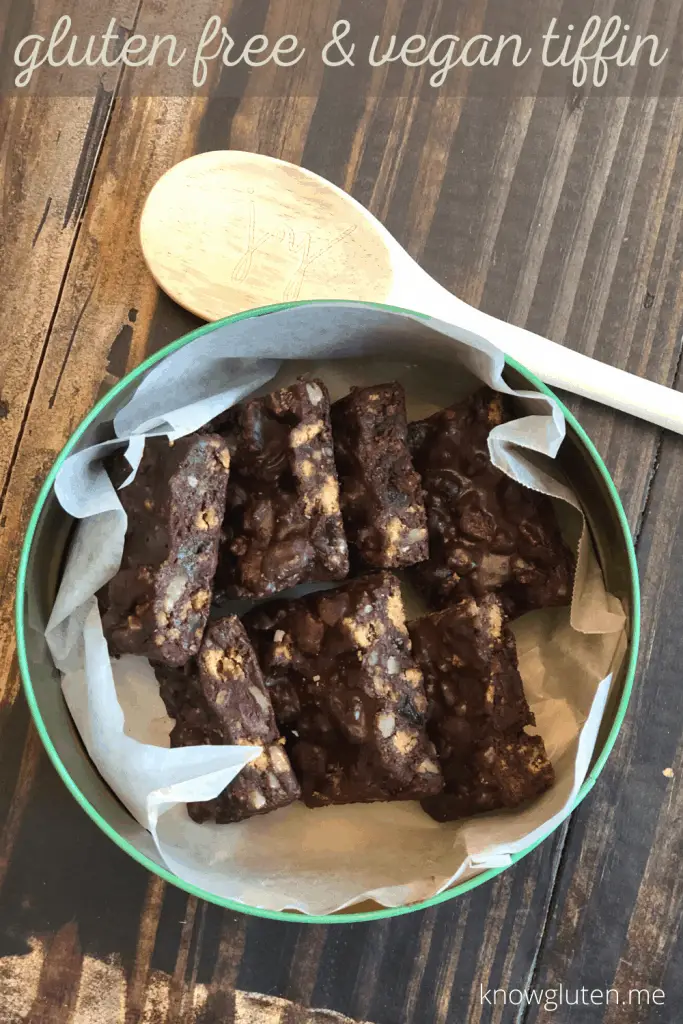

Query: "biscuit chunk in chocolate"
<box><xmin>408</xmin><ymin>596</ymin><xmax>554</xmax><ymax>822</ymax></box>
<box><xmin>101</xmin><ymin>434</ymin><xmax>230</xmax><ymax>666</ymax></box>
<box><xmin>408</xmin><ymin>387</ymin><xmax>574</xmax><ymax>618</ymax></box>
<box><xmin>212</xmin><ymin>379</ymin><xmax>349</xmax><ymax>600</ymax></box>
<box><xmin>331</xmin><ymin>382</ymin><xmax>428</xmax><ymax>569</ymax></box>
<box><xmin>155</xmin><ymin>615</ymin><xmax>300</xmax><ymax>823</ymax></box>
<box><xmin>244</xmin><ymin>573</ymin><xmax>443</xmax><ymax>808</ymax></box>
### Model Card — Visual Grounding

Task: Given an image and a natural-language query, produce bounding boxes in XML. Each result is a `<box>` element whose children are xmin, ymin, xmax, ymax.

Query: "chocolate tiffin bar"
<box><xmin>408</xmin><ymin>387</ymin><xmax>575</xmax><ymax>619</ymax></box>
<box><xmin>408</xmin><ymin>595</ymin><xmax>555</xmax><ymax>822</ymax></box>
<box><xmin>244</xmin><ymin>573</ymin><xmax>444</xmax><ymax>808</ymax></box>
<box><xmin>155</xmin><ymin>615</ymin><xmax>300</xmax><ymax>823</ymax></box>
<box><xmin>331</xmin><ymin>382</ymin><xmax>428</xmax><ymax>569</ymax></box>
<box><xmin>211</xmin><ymin>379</ymin><xmax>349</xmax><ymax>600</ymax></box>
<box><xmin>101</xmin><ymin>434</ymin><xmax>231</xmax><ymax>667</ymax></box>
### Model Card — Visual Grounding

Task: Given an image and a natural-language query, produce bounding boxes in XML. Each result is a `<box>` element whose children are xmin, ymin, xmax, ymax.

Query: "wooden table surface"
<box><xmin>2</xmin><ymin>1</ymin><xmax>683</xmax><ymax>1022</ymax></box>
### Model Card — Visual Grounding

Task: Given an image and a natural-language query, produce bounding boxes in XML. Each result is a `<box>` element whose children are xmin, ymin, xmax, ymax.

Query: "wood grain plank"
<box><xmin>0</xmin><ymin>750</ymin><xmax>154</xmax><ymax>958</ymax></box>
<box><xmin>281</xmin><ymin>927</ymin><xmax>329</xmax><ymax>1010</ymax></box>
<box><xmin>165</xmin><ymin>898</ymin><xmax>203</xmax><ymax>1023</ymax></box>
<box><xmin>124</xmin><ymin>876</ymin><xmax>166</xmax><ymax>1024</ymax></box>
<box><xmin>192</xmin><ymin>910</ymin><xmax>246</xmax><ymax>1022</ymax></box>
<box><xmin>522</xmin><ymin>437</ymin><xmax>683</xmax><ymax>1024</ymax></box>
<box><xmin>28</xmin><ymin>922</ymin><xmax>83</xmax><ymax>1024</ymax></box>
<box><xmin>0</xmin><ymin>937</ymin><xmax>48</xmax><ymax>1023</ymax></box>
<box><xmin>0</xmin><ymin>20</ymin><xmax>144</xmax><ymax>727</ymax></box>
<box><xmin>0</xmin><ymin>721</ymin><xmax>41</xmax><ymax>896</ymax></box>
<box><xmin>71</xmin><ymin>955</ymin><xmax>127</xmax><ymax>1024</ymax></box>
<box><xmin>0</xmin><ymin>0</ymin><xmax>140</xmax><ymax>497</ymax></box>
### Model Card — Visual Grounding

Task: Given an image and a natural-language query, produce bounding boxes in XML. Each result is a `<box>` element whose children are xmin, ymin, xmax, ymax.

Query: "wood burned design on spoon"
<box><xmin>230</xmin><ymin>199</ymin><xmax>358</xmax><ymax>301</ymax></box>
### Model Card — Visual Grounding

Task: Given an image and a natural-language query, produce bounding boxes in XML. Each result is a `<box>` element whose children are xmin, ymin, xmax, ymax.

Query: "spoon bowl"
<box><xmin>140</xmin><ymin>151</ymin><xmax>397</xmax><ymax>319</ymax></box>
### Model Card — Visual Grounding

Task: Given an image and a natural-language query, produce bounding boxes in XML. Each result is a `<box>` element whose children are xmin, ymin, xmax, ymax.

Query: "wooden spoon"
<box><xmin>140</xmin><ymin>150</ymin><xmax>683</xmax><ymax>434</ymax></box>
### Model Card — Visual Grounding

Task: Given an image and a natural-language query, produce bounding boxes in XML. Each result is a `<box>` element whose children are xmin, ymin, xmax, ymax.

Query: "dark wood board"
<box><xmin>1</xmin><ymin>1</ymin><xmax>682</xmax><ymax>1021</ymax></box>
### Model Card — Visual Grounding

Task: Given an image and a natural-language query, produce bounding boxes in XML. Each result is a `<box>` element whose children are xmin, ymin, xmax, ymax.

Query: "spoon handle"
<box><xmin>397</xmin><ymin>271</ymin><xmax>683</xmax><ymax>435</ymax></box>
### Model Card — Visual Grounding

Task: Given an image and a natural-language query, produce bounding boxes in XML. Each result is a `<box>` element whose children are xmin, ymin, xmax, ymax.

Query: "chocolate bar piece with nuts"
<box><xmin>211</xmin><ymin>379</ymin><xmax>349</xmax><ymax>600</ymax></box>
<box><xmin>408</xmin><ymin>595</ymin><xmax>554</xmax><ymax>822</ymax></box>
<box><xmin>101</xmin><ymin>434</ymin><xmax>231</xmax><ymax>666</ymax></box>
<box><xmin>244</xmin><ymin>573</ymin><xmax>444</xmax><ymax>807</ymax></box>
<box><xmin>155</xmin><ymin>615</ymin><xmax>300</xmax><ymax>823</ymax></box>
<box><xmin>408</xmin><ymin>387</ymin><xmax>574</xmax><ymax>619</ymax></box>
<box><xmin>330</xmin><ymin>382</ymin><xmax>428</xmax><ymax>569</ymax></box>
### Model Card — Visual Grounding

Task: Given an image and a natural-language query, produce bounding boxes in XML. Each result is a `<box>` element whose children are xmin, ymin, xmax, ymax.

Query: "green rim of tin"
<box><xmin>16</xmin><ymin>299</ymin><xmax>640</xmax><ymax>925</ymax></box>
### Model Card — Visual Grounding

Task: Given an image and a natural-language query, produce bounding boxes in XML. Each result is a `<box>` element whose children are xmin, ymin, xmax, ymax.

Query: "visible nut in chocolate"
<box><xmin>408</xmin><ymin>387</ymin><xmax>575</xmax><ymax>618</ymax></box>
<box><xmin>101</xmin><ymin>434</ymin><xmax>230</xmax><ymax>666</ymax></box>
<box><xmin>155</xmin><ymin>615</ymin><xmax>300</xmax><ymax>823</ymax></box>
